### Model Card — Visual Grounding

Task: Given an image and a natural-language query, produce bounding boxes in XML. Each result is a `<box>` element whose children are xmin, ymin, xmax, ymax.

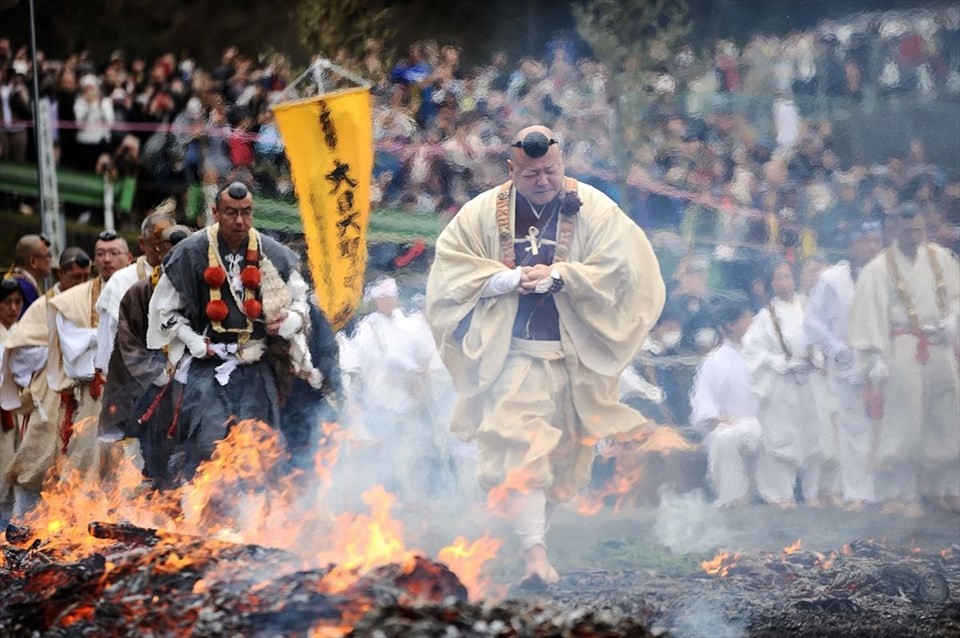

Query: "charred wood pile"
<box><xmin>542</xmin><ymin>539</ymin><xmax>960</xmax><ymax>638</ymax></box>
<box><xmin>4</xmin><ymin>516</ymin><xmax>959</xmax><ymax>636</ymax></box>
<box><xmin>0</xmin><ymin>521</ymin><xmax>657</xmax><ymax>637</ymax></box>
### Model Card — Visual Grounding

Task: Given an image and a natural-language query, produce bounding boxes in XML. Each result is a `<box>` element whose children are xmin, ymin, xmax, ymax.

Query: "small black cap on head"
<box><xmin>226</xmin><ymin>181</ymin><xmax>249</xmax><ymax>200</ymax></box>
<box><xmin>511</xmin><ymin>131</ymin><xmax>557</xmax><ymax>158</ymax></box>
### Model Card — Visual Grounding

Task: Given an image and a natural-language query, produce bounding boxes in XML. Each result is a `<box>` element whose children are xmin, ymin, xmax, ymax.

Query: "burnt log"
<box><xmin>88</xmin><ymin>521</ymin><xmax>162</xmax><ymax>546</ymax></box>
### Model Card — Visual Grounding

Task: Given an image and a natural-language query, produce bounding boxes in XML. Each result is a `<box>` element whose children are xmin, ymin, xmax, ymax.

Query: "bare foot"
<box><xmin>805</xmin><ymin>498</ymin><xmax>825</xmax><ymax>509</ymax></box>
<box><xmin>772</xmin><ymin>500</ymin><xmax>796</xmax><ymax>510</ymax></box>
<box><xmin>521</xmin><ymin>544</ymin><xmax>560</xmax><ymax>584</ymax></box>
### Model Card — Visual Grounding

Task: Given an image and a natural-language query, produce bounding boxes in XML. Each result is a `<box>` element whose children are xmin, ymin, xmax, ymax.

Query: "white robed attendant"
<box><xmin>47</xmin><ymin>233</ymin><xmax>132</xmax><ymax>481</ymax></box>
<box><xmin>690</xmin><ymin>298</ymin><xmax>761</xmax><ymax>506</ymax></box>
<box><xmin>848</xmin><ymin>207</ymin><xmax>960</xmax><ymax>515</ymax></box>
<box><xmin>744</xmin><ymin>262</ymin><xmax>823</xmax><ymax>508</ymax></box>
<box><xmin>0</xmin><ymin>249</ymin><xmax>93</xmax><ymax>517</ymax></box>
<box><xmin>804</xmin><ymin>224</ymin><xmax>883</xmax><ymax>508</ymax></box>
<box><xmin>351</xmin><ymin>278</ymin><xmax>436</xmax><ymax>502</ymax></box>
<box><xmin>93</xmin><ymin>208</ymin><xmax>176</xmax><ymax>373</ymax></box>
<box><xmin>0</xmin><ymin>282</ymin><xmax>24</xmax><ymax>518</ymax></box>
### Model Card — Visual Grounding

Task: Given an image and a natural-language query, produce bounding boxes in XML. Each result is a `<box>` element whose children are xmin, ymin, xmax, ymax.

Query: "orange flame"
<box><xmin>813</xmin><ymin>550</ymin><xmax>838</xmax><ymax>570</ymax></box>
<box><xmin>486</xmin><ymin>466</ymin><xmax>539</xmax><ymax>513</ymax></box>
<box><xmin>11</xmin><ymin>417</ymin><xmax>508</xmax><ymax>619</ymax></box>
<box><xmin>700</xmin><ymin>550</ymin><xmax>741</xmax><ymax>577</ymax></box>
<box><xmin>437</xmin><ymin>534</ymin><xmax>503</xmax><ymax>600</ymax></box>
<box><xmin>783</xmin><ymin>538</ymin><xmax>804</xmax><ymax>555</ymax></box>
<box><xmin>635</xmin><ymin>426</ymin><xmax>696</xmax><ymax>454</ymax></box>
<box><xmin>317</xmin><ymin>485</ymin><xmax>416</xmax><ymax>592</ymax></box>
<box><xmin>576</xmin><ymin>461</ymin><xmax>646</xmax><ymax>515</ymax></box>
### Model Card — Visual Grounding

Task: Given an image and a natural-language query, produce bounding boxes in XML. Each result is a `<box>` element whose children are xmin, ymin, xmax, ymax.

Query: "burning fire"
<box><xmin>575</xmin><ymin>426</ymin><xmax>695</xmax><ymax>516</ymax></box>
<box><xmin>635</xmin><ymin>426</ymin><xmax>697</xmax><ymax>454</ymax></box>
<box><xmin>7</xmin><ymin>418</ymin><xmax>502</xmax><ymax>607</ymax></box>
<box><xmin>783</xmin><ymin>538</ymin><xmax>804</xmax><ymax>555</ymax></box>
<box><xmin>576</xmin><ymin>459</ymin><xmax>646</xmax><ymax>515</ymax></box>
<box><xmin>318</xmin><ymin>485</ymin><xmax>416</xmax><ymax>592</ymax></box>
<box><xmin>437</xmin><ymin>534</ymin><xmax>503</xmax><ymax>600</ymax></box>
<box><xmin>701</xmin><ymin>550</ymin><xmax>741</xmax><ymax>577</ymax></box>
<box><xmin>486</xmin><ymin>466</ymin><xmax>540</xmax><ymax>512</ymax></box>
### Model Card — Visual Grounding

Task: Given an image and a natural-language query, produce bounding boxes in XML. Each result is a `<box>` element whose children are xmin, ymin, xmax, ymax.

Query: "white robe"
<box><xmin>690</xmin><ymin>340</ymin><xmax>761</xmax><ymax>505</ymax></box>
<box><xmin>351</xmin><ymin>310</ymin><xmax>422</xmax><ymax>415</ymax></box>
<box><xmin>745</xmin><ymin>295</ymin><xmax>823</xmax><ymax>503</ymax></box>
<box><xmin>0</xmin><ymin>291</ymin><xmax>61</xmax><ymax>498</ymax></box>
<box><xmin>350</xmin><ymin>309</ymin><xmax>436</xmax><ymax>501</ymax></box>
<box><xmin>94</xmin><ymin>256</ymin><xmax>150</xmax><ymax>372</ymax></box>
<box><xmin>805</xmin><ymin>261</ymin><xmax>875</xmax><ymax>502</ymax></box>
<box><xmin>0</xmin><ymin>323</ymin><xmax>17</xmax><ymax>511</ymax></box>
<box><xmin>848</xmin><ymin>244</ymin><xmax>960</xmax><ymax>468</ymax></box>
<box><xmin>744</xmin><ymin>295</ymin><xmax>822</xmax><ymax>463</ymax></box>
<box><xmin>47</xmin><ymin>278</ymin><xmax>108</xmax><ymax>481</ymax></box>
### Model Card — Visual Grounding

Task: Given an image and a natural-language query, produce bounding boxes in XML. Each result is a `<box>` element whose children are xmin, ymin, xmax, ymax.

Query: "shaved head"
<box><xmin>508</xmin><ymin>124</ymin><xmax>565</xmax><ymax>207</ymax></box>
<box><xmin>14</xmin><ymin>234</ymin><xmax>53</xmax><ymax>278</ymax></box>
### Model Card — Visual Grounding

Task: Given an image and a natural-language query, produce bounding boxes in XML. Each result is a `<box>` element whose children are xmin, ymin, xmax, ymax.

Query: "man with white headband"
<box><xmin>426</xmin><ymin>125</ymin><xmax>665</xmax><ymax>585</ymax></box>
<box><xmin>349</xmin><ymin>277</ymin><xmax>437</xmax><ymax>502</ymax></box>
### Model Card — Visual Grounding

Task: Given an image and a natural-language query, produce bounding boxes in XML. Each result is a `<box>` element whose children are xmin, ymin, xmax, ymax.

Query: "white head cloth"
<box><xmin>364</xmin><ymin>277</ymin><xmax>399</xmax><ymax>302</ymax></box>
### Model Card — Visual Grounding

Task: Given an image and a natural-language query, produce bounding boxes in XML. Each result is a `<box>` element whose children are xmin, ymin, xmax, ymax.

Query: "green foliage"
<box><xmin>571</xmin><ymin>0</ymin><xmax>692</xmax><ymax>74</ymax></box>
<box><xmin>571</xmin><ymin>0</ymin><xmax>693</xmax><ymax>176</ymax></box>
<box><xmin>294</xmin><ymin>0</ymin><xmax>397</xmax><ymax>60</ymax></box>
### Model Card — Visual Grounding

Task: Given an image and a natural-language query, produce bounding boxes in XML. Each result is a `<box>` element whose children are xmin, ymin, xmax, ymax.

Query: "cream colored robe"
<box><xmin>0</xmin><ymin>293</ymin><xmax>61</xmax><ymax>493</ymax></box>
<box><xmin>425</xmin><ymin>181</ymin><xmax>665</xmax><ymax>497</ymax></box>
<box><xmin>48</xmin><ymin>279</ymin><xmax>107</xmax><ymax>478</ymax></box>
<box><xmin>848</xmin><ymin>243</ymin><xmax>960</xmax><ymax>465</ymax></box>
<box><xmin>0</xmin><ymin>323</ymin><xmax>17</xmax><ymax>508</ymax></box>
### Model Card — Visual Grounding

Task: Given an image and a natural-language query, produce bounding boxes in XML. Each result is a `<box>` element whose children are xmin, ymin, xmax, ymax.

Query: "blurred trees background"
<box><xmin>3</xmin><ymin>0</ymin><xmax>910</xmax><ymax>70</ymax></box>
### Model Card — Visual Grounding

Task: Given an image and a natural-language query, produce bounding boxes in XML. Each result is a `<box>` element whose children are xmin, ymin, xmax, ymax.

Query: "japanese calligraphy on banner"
<box><xmin>271</xmin><ymin>87</ymin><xmax>373</xmax><ymax>330</ymax></box>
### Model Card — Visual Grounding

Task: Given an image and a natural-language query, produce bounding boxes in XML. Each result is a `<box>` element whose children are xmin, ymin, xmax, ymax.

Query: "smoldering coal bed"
<box><xmin>2</xmin><ymin>519</ymin><xmax>959</xmax><ymax>637</ymax></box>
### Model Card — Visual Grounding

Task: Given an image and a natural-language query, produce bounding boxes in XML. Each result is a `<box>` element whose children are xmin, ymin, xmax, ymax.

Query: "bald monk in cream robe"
<box><xmin>426</xmin><ymin>125</ymin><xmax>665</xmax><ymax>583</ymax></box>
<box><xmin>1</xmin><ymin>292</ymin><xmax>60</xmax><ymax>516</ymax></box>
<box><xmin>1</xmin><ymin>249</ymin><xmax>94</xmax><ymax>516</ymax></box>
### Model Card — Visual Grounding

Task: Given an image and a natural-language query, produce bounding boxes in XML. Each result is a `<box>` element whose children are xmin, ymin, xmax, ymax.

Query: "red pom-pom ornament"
<box><xmin>243</xmin><ymin>299</ymin><xmax>263</xmax><ymax>319</ymax></box>
<box><xmin>204</xmin><ymin>267</ymin><xmax>227</xmax><ymax>288</ymax></box>
<box><xmin>240</xmin><ymin>265</ymin><xmax>261</xmax><ymax>289</ymax></box>
<box><xmin>206</xmin><ymin>299</ymin><xmax>229</xmax><ymax>322</ymax></box>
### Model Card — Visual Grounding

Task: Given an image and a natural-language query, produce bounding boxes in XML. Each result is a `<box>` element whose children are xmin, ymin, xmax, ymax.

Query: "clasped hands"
<box><xmin>202</xmin><ymin>312</ymin><xmax>288</xmax><ymax>357</ymax></box>
<box><xmin>517</xmin><ymin>264</ymin><xmax>552</xmax><ymax>295</ymax></box>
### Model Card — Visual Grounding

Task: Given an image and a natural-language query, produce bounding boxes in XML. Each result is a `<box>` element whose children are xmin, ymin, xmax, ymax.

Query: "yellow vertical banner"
<box><xmin>271</xmin><ymin>87</ymin><xmax>373</xmax><ymax>330</ymax></box>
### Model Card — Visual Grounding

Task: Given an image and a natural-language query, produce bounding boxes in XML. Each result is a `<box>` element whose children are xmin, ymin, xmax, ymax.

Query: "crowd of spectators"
<box><xmin>0</xmin><ymin>5</ymin><xmax>958</xmax><ymax>264</ymax></box>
